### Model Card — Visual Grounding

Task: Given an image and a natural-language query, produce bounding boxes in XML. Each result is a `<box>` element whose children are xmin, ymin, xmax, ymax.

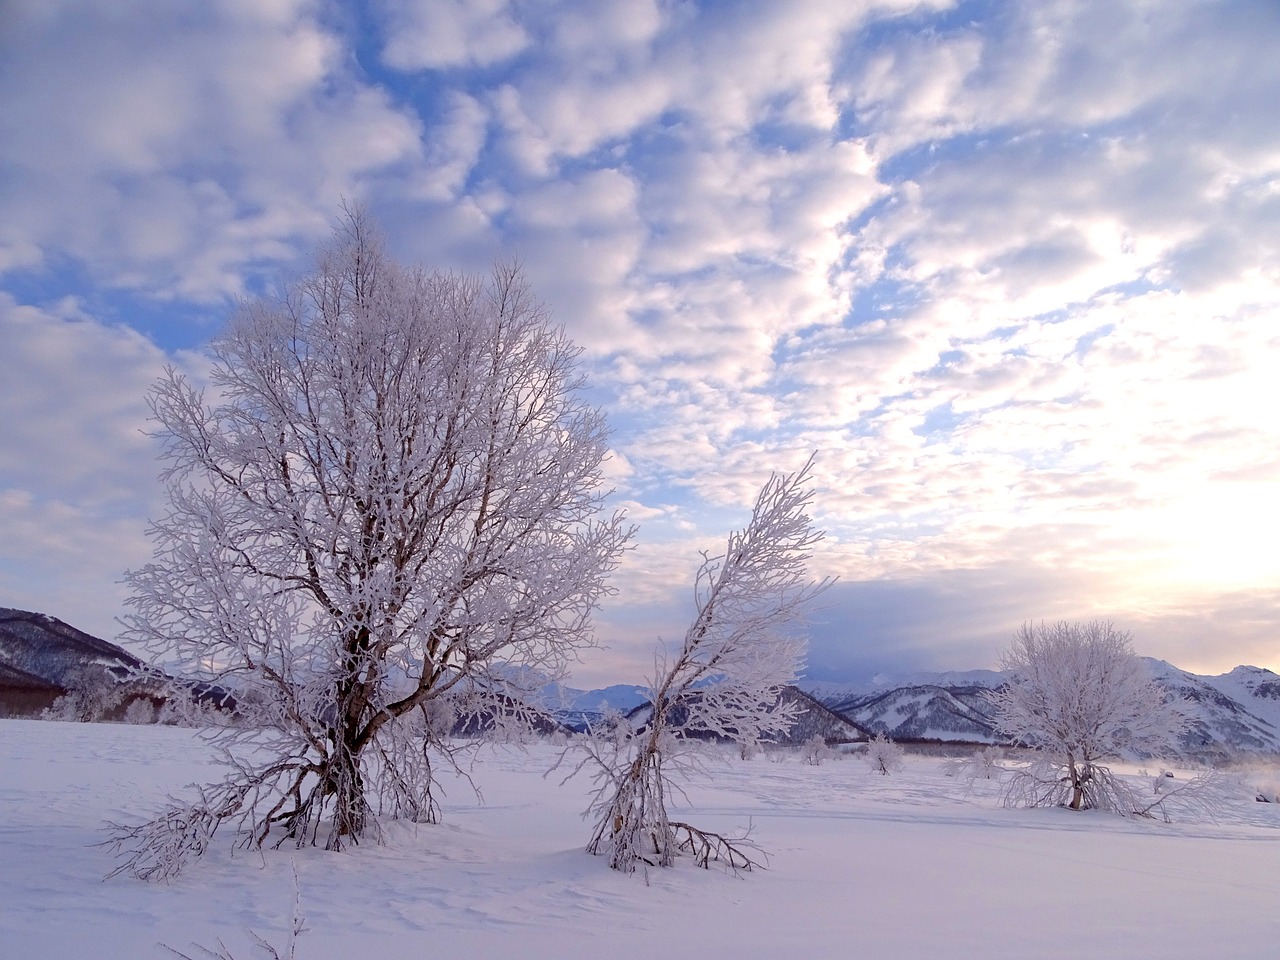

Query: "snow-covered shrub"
<box><xmin>155</xmin><ymin>694</ymin><xmax>193</xmax><ymax>727</ymax></box>
<box><xmin>1140</xmin><ymin>769</ymin><xmax>1223</xmax><ymax>822</ymax></box>
<box><xmin>962</xmin><ymin>745</ymin><xmax>1003</xmax><ymax>780</ymax></box>
<box><xmin>156</xmin><ymin>688</ymin><xmax>228</xmax><ymax>728</ymax></box>
<box><xmin>866</xmin><ymin>733</ymin><xmax>903</xmax><ymax>775</ymax></box>
<box><xmin>801</xmin><ymin>734</ymin><xmax>831</xmax><ymax>766</ymax></box>
<box><xmin>42</xmin><ymin>693</ymin><xmax>81</xmax><ymax>723</ymax></box>
<box><xmin>122</xmin><ymin>698</ymin><xmax>157</xmax><ymax>725</ymax></box>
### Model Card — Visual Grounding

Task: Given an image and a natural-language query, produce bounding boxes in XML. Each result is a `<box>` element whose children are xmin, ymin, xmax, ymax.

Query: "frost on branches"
<box><xmin>991</xmin><ymin>620</ymin><xmax>1190</xmax><ymax>815</ymax></box>
<box><xmin>865</xmin><ymin>732</ymin><xmax>903</xmax><ymax>776</ymax></box>
<box><xmin>109</xmin><ymin>208</ymin><xmax>631</xmax><ymax>879</ymax></box>
<box><xmin>565</xmin><ymin>459</ymin><xmax>829</xmax><ymax>873</ymax></box>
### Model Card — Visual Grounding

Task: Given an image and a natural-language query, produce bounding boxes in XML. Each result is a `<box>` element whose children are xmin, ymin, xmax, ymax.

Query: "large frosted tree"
<box><xmin>111</xmin><ymin>208</ymin><xmax>631</xmax><ymax>878</ymax></box>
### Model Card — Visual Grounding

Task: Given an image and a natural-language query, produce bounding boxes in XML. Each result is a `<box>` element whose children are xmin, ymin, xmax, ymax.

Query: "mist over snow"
<box><xmin>3</xmin><ymin>1</ymin><xmax>1280</xmax><ymax>685</ymax></box>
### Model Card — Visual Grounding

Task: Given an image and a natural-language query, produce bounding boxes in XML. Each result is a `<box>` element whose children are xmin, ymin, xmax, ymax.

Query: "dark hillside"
<box><xmin>623</xmin><ymin>685</ymin><xmax>870</xmax><ymax>745</ymax></box>
<box><xmin>0</xmin><ymin>607</ymin><xmax>142</xmax><ymax>687</ymax></box>
<box><xmin>0</xmin><ymin>608</ymin><xmax>145</xmax><ymax>716</ymax></box>
<box><xmin>0</xmin><ymin>607</ymin><xmax>233</xmax><ymax>719</ymax></box>
<box><xmin>0</xmin><ymin>659</ymin><xmax>64</xmax><ymax>717</ymax></box>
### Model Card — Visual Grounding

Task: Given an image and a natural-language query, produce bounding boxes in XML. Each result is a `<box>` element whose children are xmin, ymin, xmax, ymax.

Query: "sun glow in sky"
<box><xmin>1</xmin><ymin>0</ymin><xmax>1278</xmax><ymax>686</ymax></box>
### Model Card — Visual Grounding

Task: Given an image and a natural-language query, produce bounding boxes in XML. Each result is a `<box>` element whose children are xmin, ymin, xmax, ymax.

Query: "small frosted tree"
<box><xmin>801</xmin><ymin>734</ymin><xmax>830</xmax><ymax>766</ymax></box>
<box><xmin>865</xmin><ymin>732</ymin><xmax>903</xmax><ymax>776</ymax></box>
<box><xmin>992</xmin><ymin>620</ymin><xmax>1190</xmax><ymax>814</ymax></box>
<box><xmin>122</xmin><ymin>698</ymin><xmax>157</xmax><ymax>725</ymax></box>
<box><xmin>109</xmin><ymin>207</ymin><xmax>631</xmax><ymax>879</ymax></box>
<box><xmin>43</xmin><ymin>667</ymin><xmax>123</xmax><ymax>722</ymax></box>
<box><xmin>961</xmin><ymin>745</ymin><xmax>1003</xmax><ymax>780</ymax></box>
<box><xmin>566</xmin><ymin>458</ymin><xmax>829</xmax><ymax>873</ymax></box>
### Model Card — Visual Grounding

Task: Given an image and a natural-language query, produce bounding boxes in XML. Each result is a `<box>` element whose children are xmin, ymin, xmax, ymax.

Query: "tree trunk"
<box><xmin>323</xmin><ymin>734</ymin><xmax>369</xmax><ymax>849</ymax></box>
<box><xmin>320</xmin><ymin>622</ymin><xmax>376</xmax><ymax>847</ymax></box>
<box><xmin>1067</xmin><ymin>754</ymin><xmax>1084</xmax><ymax>810</ymax></box>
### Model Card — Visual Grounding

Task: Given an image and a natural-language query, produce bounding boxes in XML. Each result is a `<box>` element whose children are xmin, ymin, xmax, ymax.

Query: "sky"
<box><xmin>1</xmin><ymin>0</ymin><xmax>1278</xmax><ymax>687</ymax></box>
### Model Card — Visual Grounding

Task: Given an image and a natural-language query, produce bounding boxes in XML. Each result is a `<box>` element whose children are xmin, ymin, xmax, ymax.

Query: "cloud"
<box><xmin>0</xmin><ymin>0</ymin><xmax>424</xmax><ymax>301</ymax></box>
<box><xmin>0</xmin><ymin>295</ymin><xmax>183</xmax><ymax>640</ymax></box>
<box><xmin>408</xmin><ymin>92</ymin><xmax>491</xmax><ymax>203</ymax></box>
<box><xmin>846</xmin><ymin>2</ymin><xmax>1280</xmax><ymax>314</ymax></box>
<box><xmin>804</xmin><ymin>565</ymin><xmax>1280</xmax><ymax>683</ymax></box>
<box><xmin>0</xmin><ymin>296</ymin><xmax>165</xmax><ymax>502</ymax></box>
<box><xmin>3</xmin><ymin>0</ymin><xmax>1280</xmax><ymax>683</ymax></box>
<box><xmin>380</xmin><ymin>0</ymin><xmax>529</xmax><ymax>71</ymax></box>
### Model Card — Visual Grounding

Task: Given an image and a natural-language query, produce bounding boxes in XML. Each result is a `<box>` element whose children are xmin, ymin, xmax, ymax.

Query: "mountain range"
<box><xmin>3</xmin><ymin>606</ymin><xmax>1278</xmax><ymax>757</ymax></box>
<box><xmin>799</xmin><ymin>661</ymin><xmax>1280</xmax><ymax>757</ymax></box>
<box><xmin>539</xmin><ymin>662</ymin><xmax>1280</xmax><ymax>757</ymax></box>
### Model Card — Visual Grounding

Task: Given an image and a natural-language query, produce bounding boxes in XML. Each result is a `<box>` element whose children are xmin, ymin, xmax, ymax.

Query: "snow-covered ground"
<box><xmin>3</xmin><ymin>720</ymin><xmax>1279</xmax><ymax>959</ymax></box>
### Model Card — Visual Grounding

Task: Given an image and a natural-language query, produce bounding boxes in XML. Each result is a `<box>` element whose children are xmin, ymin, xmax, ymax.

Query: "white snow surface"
<box><xmin>3</xmin><ymin>719</ymin><xmax>1280</xmax><ymax>959</ymax></box>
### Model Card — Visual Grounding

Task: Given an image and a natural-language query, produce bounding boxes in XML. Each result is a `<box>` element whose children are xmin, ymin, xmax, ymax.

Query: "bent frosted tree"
<box><xmin>991</xmin><ymin>620</ymin><xmax>1189</xmax><ymax>814</ymax></box>
<box><xmin>571</xmin><ymin>458</ymin><xmax>829</xmax><ymax>873</ymax></box>
<box><xmin>111</xmin><ymin>208</ymin><xmax>631</xmax><ymax>878</ymax></box>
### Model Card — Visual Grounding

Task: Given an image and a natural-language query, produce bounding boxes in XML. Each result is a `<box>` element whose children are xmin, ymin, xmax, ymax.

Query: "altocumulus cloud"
<box><xmin>0</xmin><ymin>0</ymin><xmax>1278</xmax><ymax>684</ymax></box>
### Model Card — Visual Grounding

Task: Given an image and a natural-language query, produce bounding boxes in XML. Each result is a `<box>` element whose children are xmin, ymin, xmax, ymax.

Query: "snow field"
<box><xmin>2</xmin><ymin>719</ymin><xmax>1278</xmax><ymax>959</ymax></box>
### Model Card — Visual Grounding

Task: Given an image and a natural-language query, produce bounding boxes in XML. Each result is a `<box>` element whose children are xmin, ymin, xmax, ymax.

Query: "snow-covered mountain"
<box><xmin>802</xmin><ymin>669</ymin><xmax>1005</xmax><ymax>745</ymax></box>
<box><xmin>803</xmin><ymin>668</ymin><xmax>1005</xmax><ymax>702</ymax></box>
<box><xmin>822</xmin><ymin>684</ymin><xmax>1001</xmax><ymax>744</ymax></box>
<box><xmin>779</xmin><ymin>687</ymin><xmax>871</xmax><ymax>744</ymax></box>
<box><xmin>0</xmin><ymin>608</ymin><xmax>144</xmax><ymax>715</ymax></box>
<box><xmin>541</xmin><ymin>682</ymin><xmax>652</xmax><ymax>727</ymax></box>
<box><xmin>0</xmin><ymin>607</ymin><xmax>142</xmax><ymax>687</ymax></box>
<box><xmin>1142</xmin><ymin>660</ymin><xmax>1280</xmax><ymax>756</ymax></box>
<box><xmin>803</xmin><ymin>659</ymin><xmax>1280</xmax><ymax>756</ymax></box>
<box><xmin>4</xmin><ymin>606</ymin><xmax>1277</xmax><ymax>757</ymax></box>
<box><xmin>0</xmin><ymin>607</ymin><xmax>236</xmax><ymax>718</ymax></box>
<box><xmin>1198</xmin><ymin>664</ymin><xmax>1280</xmax><ymax>732</ymax></box>
<box><xmin>618</xmin><ymin>685</ymin><xmax>869</xmax><ymax>745</ymax></box>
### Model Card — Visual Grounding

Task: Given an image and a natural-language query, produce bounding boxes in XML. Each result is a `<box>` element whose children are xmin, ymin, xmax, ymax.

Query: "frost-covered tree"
<box><xmin>43</xmin><ymin>667</ymin><xmax>123</xmax><ymax>722</ymax></box>
<box><xmin>110</xmin><ymin>208</ymin><xmax>631</xmax><ymax>879</ymax></box>
<box><xmin>960</xmin><ymin>745</ymin><xmax>1003</xmax><ymax>780</ymax></box>
<box><xmin>992</xmin><ymin>620</ymin><xmax>1190</xmax><ymax>814</ymax></box>
<box><xmin>122</xmin><ymin>698</ymin><xmax>157</xmax><ymax>725</ymax></box>
<box><xmin>801</xmin><ymin>734</ymin><xmax>831</xmax><ymax>766</ymax></box>
<box><xmin>865</xmin><ymin>732</ymin><xmax>903</xmax><ymax>776</ymax></box>
<box><xmin>566</xmin><ymin>459</ymin><xmax>829</xmax><ymax>873</ymax></box>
